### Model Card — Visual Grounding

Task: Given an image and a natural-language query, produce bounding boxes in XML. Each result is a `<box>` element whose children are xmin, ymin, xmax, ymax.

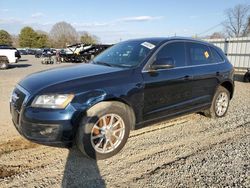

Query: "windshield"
<box><xmin>92</xmin><ymin>40</ymin><xmax>157</xmax><ymax>68</ymax></box>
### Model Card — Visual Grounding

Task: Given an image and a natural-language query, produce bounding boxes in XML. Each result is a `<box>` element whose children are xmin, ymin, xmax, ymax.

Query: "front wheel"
<box><xmin>76</xmin><ymin>101</ymin><xmax>133</xmax><ymax>160</ymax></box>
<box><xmin>204</xmin><ymin>86</ymin><xmax>230</xmax><ymax>118</ymax></box>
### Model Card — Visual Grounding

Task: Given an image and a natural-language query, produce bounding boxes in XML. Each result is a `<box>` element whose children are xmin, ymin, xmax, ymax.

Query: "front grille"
<box><xmin>10</xmin><ymin>86</ymin><xmax>29</xmax><ymax>127</ymax></box>
<box><xmin>12</xmin><ymin>88</ymin><xmax>26</xmax><ymax>112</ymax></box>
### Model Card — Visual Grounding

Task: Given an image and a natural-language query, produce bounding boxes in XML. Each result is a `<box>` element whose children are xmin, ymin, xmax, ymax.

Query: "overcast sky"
<box><xmin>0</xmin><ymin>0</ymin><xmax>249</xmax><ymax>43</ymax></box>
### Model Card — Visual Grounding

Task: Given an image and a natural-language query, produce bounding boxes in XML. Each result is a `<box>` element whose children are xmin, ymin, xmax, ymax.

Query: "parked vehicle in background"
<box><xmin>26</xmin><ymin>49</ymin><xmax>36</xmax><ymax>55</ymax></box>
<box><xmin>243</xmin><ymin>69</ymin><xmax>250</xmax><ymax>82</ymax></box>
<box><xmin>15</xmin><ymin>50</ymin><xmax>21</xmax><ymax>59</ymax></box>
<box><xmin>0</xmin><ymin>45</ymin><xmax>20</xmax><ymax>69</ymax></box>
<box><xmin>10</xmin><ymin>37</ymin><xmax>234</xmax><ymax>159</ymax></box>
<box><xmin>34</xmin><ymin>49</ymin><xmax>42</xmax><ymax>58</ymax></box>
<box><xmin>59</xmin><ymin>43</ymin><xmax>111</xmax><ymax>63</ymax></box>
<box><xmin>42</xmin><ymin>48</ymin><xmax>53</xmax><ymax>56</ymax></box>
<box><xmin>18</xmin><ymin>49</ymin><xmax>28</xmax><ymax>55</ymax></box>
<box><xmin>35</xmin><ymin>48</ymin><xmax>55</xmax><ymax>58</ymax></box>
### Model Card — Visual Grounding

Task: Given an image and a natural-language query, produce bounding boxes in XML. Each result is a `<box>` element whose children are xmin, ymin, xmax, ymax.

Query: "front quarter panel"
<box><xmin>71</xmin><ymin>73</ymin><xmax>144</xmax><ymax>124</ymax></box>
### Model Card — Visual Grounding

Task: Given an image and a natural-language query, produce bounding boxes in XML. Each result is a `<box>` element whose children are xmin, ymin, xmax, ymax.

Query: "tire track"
<box><xmin>103</xmin><ymin>123</ymin><xmax>249</xmax><ymax>186</ymax></box>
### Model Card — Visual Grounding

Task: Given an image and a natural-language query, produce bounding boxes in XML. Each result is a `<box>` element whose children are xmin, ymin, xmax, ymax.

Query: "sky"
<box><xmin>0</xmin><ymin>0</ymin><xmax>250</xmax><ymax>43</ymax></box>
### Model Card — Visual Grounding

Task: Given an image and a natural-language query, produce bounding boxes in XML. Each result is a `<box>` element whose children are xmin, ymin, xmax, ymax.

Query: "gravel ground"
<box><xmin>0</xmin><ymin>56</ymin><xmax>249</xmax><ymax>188</ymax></box>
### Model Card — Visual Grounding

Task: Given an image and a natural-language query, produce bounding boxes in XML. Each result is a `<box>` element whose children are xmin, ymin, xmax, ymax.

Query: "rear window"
<box><xmin>186</xmin><ymin>42</ymin><xmax>213</xmax><ymax>65</ymax></box>
<box><xmin>210</xmin><ymin>47</ymin><xmax>224</xmax><ymax>63</ymax></box>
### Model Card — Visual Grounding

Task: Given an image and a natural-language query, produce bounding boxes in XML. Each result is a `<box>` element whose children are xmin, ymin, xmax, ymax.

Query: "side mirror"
<box><xmin>150</xmin><ymin>57</ymin><xmax>175</xmax><ymax>70</ymax></box>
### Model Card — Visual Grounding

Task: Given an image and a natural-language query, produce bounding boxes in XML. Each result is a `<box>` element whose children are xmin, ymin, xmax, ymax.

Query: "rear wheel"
<box><xmin>243</xmin><ymin>71</ymin><xmax>250</xmax><ymax>82</ymax></box>
<box><xmin>0</xmin><ymin>56</ymin><xmax>9</xmax><ymax>70</ymax></box>
<box><xmin>76</xmin><ymin>101</ymin><xmax>133</xmax><ymax>160</ymax></box>
<box><xmin>204</xmin><ymin>86</ymin><xmax>230</xmax><ymax>118</ymax></box>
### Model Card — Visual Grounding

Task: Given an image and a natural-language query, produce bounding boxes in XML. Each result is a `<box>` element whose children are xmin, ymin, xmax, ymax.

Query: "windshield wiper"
<box><xmin>92</xmin><ymin>61</ymin><xmax>112</xmax><ymax>67</ymax></box>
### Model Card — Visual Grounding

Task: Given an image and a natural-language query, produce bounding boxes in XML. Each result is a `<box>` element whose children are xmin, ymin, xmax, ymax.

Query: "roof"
<box><xmin>125</xmin><ymin>37</ymin><xmax>212</xmax><ymax>46</ymax></box>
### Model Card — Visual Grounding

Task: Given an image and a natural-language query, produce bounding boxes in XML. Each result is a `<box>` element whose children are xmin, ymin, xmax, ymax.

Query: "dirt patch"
<box><xmin>0</xmin><ymin>138</ymin><xmax>39</xmax><ymax>156</ymax></box>
<box><xmin>0</xmin><ymin>164</ymin><xmax>30</xmax><ymax>178</ymax></box>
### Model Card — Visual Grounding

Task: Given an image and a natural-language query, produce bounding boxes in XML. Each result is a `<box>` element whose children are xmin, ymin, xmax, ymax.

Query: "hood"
<box><xmin>19</xmin><ymin>63</ymin><xmax>125</xmax><ymax>94</ymax></box>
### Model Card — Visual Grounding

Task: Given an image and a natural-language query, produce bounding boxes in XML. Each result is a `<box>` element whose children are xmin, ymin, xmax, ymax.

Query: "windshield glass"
<box><xmin>92</xmin><ymin>40</ymin><xmax>157</xmax><ymax>68</ymax></box>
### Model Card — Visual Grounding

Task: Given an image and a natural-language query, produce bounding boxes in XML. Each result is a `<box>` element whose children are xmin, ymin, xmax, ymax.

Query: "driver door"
<box><xmin>142</xmin><ymin>41</ymin><xmax>194</xmax><ymax>120</ymax></box>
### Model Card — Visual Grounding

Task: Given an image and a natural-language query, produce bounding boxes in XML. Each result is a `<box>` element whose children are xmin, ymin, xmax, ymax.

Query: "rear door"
<box><xmin>185</xmin><ymin>42</ymin><xmax>222</xmax><ymax>106</ymax></box>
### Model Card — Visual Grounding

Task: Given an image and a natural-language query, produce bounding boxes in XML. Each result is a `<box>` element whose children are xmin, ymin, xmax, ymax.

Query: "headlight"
<box><xmin>31</xmin><ymin>94</ymin><xmax>74</xmax><ymax>109</ymax></box>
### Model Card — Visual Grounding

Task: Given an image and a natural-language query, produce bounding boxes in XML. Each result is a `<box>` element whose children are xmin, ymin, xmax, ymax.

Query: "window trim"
<box><xmin>142</xmin><ymin>40</ymin><xmax>225</xmax><ymax>73</ymax></box>
<box><xmin>185</xmin><ymin>41</ymin><xmax>215</xmax><ymax>66</ymax></box>
<box><xmin>209</xmin><ymin>46</ymin><xmax>225</xmax><ymax>63</ymax></box>
<box><xmin>142</xmin><ymin>40</ymin><xmax>187</xmax><ymax>72</ymax></box>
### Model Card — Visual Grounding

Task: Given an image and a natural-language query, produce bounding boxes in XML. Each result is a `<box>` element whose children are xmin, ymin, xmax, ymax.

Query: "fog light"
<box><xmin>40</xmin><ymin>127</ymin><xmax>57</xmax><ymax>136</ymax></box>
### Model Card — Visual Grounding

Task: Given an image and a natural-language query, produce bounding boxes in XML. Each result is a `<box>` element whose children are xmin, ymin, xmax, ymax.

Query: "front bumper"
<box><xmin>10</xmin><ymin>86</ymin><xmax>80</xmax><ymax>147</ymax></box>
<box><xmin>11</xmin><ymin>104</ymin><xmax>79</xmax><ymax>147</ymax></box>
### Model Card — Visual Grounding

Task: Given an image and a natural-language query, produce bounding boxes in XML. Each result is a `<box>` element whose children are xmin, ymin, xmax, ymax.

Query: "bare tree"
<box><xmin>247</xmin><ymin>16</ymin><xmax>250</xmax><ymax>36</ymax></box>
<box><xmin>50</xmin><ymin>22</ymin><xmax>79</xmax><ymax>48</ymax></box>
<box><xmin>209</xmin><ymin>32</ymin><xmax>225</xmax><ymax>39</ymax></box>
<box><xmin>11</xmin><ymin>35</ymin><xmax>19</xmax><ymax>47</ymax></box>
<box><xmin>224</xmin><ymin>4</ymin><xmax>250</xmax><ymax>37</ymax></box>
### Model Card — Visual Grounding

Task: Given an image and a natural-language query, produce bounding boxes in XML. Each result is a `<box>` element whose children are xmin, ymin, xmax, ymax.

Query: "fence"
<box><xmin>205</xmin><ymin>37</ymin><xmax>250</xmax><ymax>72</ymax></box>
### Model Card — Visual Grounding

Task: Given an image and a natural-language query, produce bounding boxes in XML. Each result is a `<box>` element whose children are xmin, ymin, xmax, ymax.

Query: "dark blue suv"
<box><xmin>10</xmin><ymin>37</ymin><xmax>234</xmax><ymax>159</ymax></box>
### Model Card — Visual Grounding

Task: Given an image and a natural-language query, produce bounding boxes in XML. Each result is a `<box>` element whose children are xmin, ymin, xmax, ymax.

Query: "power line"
<box><xmin>196</xmin><ymin>22</ymin><xmax>224</xmax><ymax>36</ymax></box>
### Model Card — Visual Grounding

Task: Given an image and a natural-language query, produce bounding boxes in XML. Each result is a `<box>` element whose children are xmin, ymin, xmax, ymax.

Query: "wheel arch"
<box><xmin>102</xmin><ymin>98</ymin><xmax>136</xmax><ymax>130</ymax></box>
<box><xmin>79</xmin><ymin>97</ymin><xmax>136</xmax><ymax>130</ymax></box>
<box><xmin>220</xmin><ymin>80</ymin><xmax>234</xmax><ymax>99</ymax></box>
<box><xmin>0</xmin><ymin>55</ymin><xmax>9</xmax><ymax>62</ymax></box>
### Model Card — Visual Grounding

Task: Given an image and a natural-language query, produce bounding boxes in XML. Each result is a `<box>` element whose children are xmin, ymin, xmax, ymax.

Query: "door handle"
<box><xmin>216</xmin><ymin>72</ymin><xmax>221</xmax><ymax>76</ymax></box>
<box><xmin>136</xmin><ymin>83</ymin><xmax>143</xmax><ymax>89</ymax></box>
<box><xmin>183</xmin><ymin>75</ymin><xmax>193</xmax><ymax>80</ymax></box>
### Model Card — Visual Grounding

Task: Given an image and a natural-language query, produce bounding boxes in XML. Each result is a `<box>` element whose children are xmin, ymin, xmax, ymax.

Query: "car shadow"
<box><xmin>62</xmin><ymin>147</ymin><xmax>106</xmax><ymax>188</ymax></box>
<box><xmin>8</xmin><ymin>64</ymin><xmax>31</xmax><ymax>69</ymax></box>
<box><xmin>234</xmin><ymin>73</ymin><xmax>246</xmax><ymax>82</ymax></box>
<box><xmin>18</xmin><ymin>59</ymin><xmax>28</xmax><ymax>62</ymax></box>
<box><xmin>62</xmin><ymin>114</ymin><xmax>106</xmax><ymax>188</ymax></box>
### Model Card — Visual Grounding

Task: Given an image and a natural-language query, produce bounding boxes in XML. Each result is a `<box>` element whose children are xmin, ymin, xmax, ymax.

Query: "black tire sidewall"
<box><xmin>77</xmin><ymin>102</ymin><xmax>131</xmax><ymax>160</ymax></box>
<box><xmin>243</xmin><ymin>73</ymin><xmax>250</xmax><ymax>82</ymax></box>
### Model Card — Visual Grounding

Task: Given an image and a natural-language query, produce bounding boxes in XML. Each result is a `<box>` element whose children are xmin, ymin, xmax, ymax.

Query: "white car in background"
<box><xmin>0</xmin><ymin>45</ymin><xmax>20</xmax><ymax>69</ymax></box>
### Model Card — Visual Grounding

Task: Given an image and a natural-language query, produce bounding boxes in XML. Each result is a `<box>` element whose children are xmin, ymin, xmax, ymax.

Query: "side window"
<box><xmin>156</xmin><ymin>42</ymin><xmax>186</xmax><ymax>67</ymax></box>
<box><xmin>210</xmin><ymin>47</ymin><xmax>224</xmax><ymax>63</ymax></box>
<box><xmin>187</xmin><ymin>43</ymin><xmax>213</xmax><ymax>65</ymax></box>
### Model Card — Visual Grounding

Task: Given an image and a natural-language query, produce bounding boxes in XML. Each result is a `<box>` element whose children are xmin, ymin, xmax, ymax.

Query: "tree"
<box><xmin>19</xmin><ymin>27</ymin><xmax>38</xmax><ymax>48</ymax></box>
<box><xmin>11</xmin><ymin>35</ymin><xmax>19</xmax><ymax>47</ymax></box>
<box><xmin>35</xmin><ymin>30</ymin><xmax>49</xmax><ymax>48</ymax></box>
<box><xmin>19</xmin><ymin>27</ymin><xmax>49</xmax><ymax>48</ymax></box>
<box><xmin>50</xmin><ymin>22</ymin><xmax>78</xmax><ymax>48</ymax></box>
<box><xmin>209</xmin><ymin>32</ymin><xmax>225</xmax><ymax>39</ymax></box>
<box><xmin>247</xmin><ymin>16</ymin><xmax>250</xmax><ymax>36</ymax></box>
<box><xmin>224</xmin><ymin>4</ymin><xmax>250</xmax><ymax>37</ymax></box>
<box><xmin>0</xmin><ymin>30</ymin><xmax>12</xmax><ymax>45</ymax></box>
<box><xmin>80</xmin><ymin>32</ymin><xmax>98</xmax><ymax>44</ymax></box>
<box><xmin>36</xmin><ymin>34</ymin><xmax>49</xmax><ymax>48</ymax></box>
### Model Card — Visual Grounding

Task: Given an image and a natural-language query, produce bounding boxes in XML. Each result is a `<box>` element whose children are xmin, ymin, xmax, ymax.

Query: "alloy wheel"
<box><xmin>215</xmin><ymin>92</ymin><xmax>229</xmax><ymax>116</ymax></box>
<box><xmin>90</xmin><ymin>114</ymin><xmax>125</xmax><ymax>154</ymax></box>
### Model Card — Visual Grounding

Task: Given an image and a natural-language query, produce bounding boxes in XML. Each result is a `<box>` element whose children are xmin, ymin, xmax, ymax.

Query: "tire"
<box><xmin>204</xmin><ymin>86</ymin><xmax>230</xmax><ymax>118</ymax></box>
<box><xmin>76</xmin><ymin>101</ymin><xmax>133</xmax><ymax>160</ymax></box>
<box><xmin>41</xmin><ymin>58</ymin><xmax>45</xmax><ymax>64</ymax></box>
<box><xmin>243</xmin><ymin>72</ymin><xmax>250</xmax><ymax>82</ymax></box>
<box><xmin>0</xmin><ymin>56</ymin><xmax>9</xmax><ymax>70</ymax></box>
